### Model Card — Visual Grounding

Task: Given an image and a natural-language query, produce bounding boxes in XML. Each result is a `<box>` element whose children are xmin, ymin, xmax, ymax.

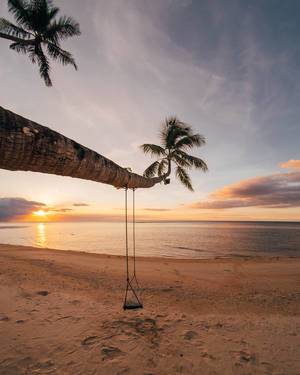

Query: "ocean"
<box><xmin>0</xmin><ymin>221</ymin><xmax>299</xmax><ymax>259</ymax></box>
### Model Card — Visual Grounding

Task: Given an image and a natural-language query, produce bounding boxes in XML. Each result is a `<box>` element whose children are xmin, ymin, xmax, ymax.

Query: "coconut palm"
<box><xmin>0</xmin><ymin>107</ymin><xmax>207</xmax><ymax>190</ymax></box>
<box><xmin>141</xmin><ymin>117</ymin><xmax>207</xmax><ymax>191</ymax></box>
<box><xmin>0</xmin><ymin>106</ymin><xmax>173</xmax><ymax>189</ymax></box>
<box><xmin>0</xmin><ymin>0</ymin><xmax>81</xmax><ymax>86</ymax></box>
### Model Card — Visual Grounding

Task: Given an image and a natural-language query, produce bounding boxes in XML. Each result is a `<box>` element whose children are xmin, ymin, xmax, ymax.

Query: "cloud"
<box><xmin>191</xmin><ymin>160</ymin><xmax>300</xmax><ymax>209</ymax></box>
<box><xmin>0</xmin><ymin>199</ymin><xmax>77</xmax><ymax>220</ymax></box>
<box><xmin>51</xmin><ymin>208</ymin><xmax>73</xmax><ymax>213</ymax></box>
<box><xmin>73</xmin><ymin>203</ymin><xmax>90</xmax><ymax>207</ymax></box>
<box><xmin>0</xmin><ymin>198</ymin><xmax>45</xmax><ymax>221</ymax></box>
<box><xmin>142</xmin><ymin>208</ymin><xmax>172</xmax><ymax>212</ymax></box>
<box><xmin>280</xmin><ymin>159</ymin><xmax>300</xmax><ymax>171</ymax></box>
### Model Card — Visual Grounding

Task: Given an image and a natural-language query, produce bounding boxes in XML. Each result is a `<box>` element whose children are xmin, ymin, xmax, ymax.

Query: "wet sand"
<box><xmin>0</xmin><ymin>244</ymin><xmax>299</xmax><ymax>374</ymax></box>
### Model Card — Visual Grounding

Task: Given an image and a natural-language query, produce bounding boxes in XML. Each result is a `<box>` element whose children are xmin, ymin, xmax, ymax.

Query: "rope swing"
<box><xmin>123</xmin><ymin>187</ymin><xmax>143</xmax><ymax>310</ymax></box>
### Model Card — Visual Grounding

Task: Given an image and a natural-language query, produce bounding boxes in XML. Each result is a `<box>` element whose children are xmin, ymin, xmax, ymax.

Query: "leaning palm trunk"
<box><xmin>0</xmin><ymin>106</ymin><xmax>170</xmax><ymax>189</ymax></box>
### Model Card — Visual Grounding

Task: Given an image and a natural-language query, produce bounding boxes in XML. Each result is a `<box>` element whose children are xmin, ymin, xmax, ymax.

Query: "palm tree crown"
<box><xmin>0</xmin><ymin>0</ymin><xmax>81</xmax><ymax>86</ymax></box>
<box><xmin>140</xmin><ymin>117</ymin><xmax>208</xmax><ymax>191</ymax></box>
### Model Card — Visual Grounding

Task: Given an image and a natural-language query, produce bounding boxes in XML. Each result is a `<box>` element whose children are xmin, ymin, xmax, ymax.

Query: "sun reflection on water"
<box><xmin>36</xmin><ymin>223</ymin><xmax>47</xmax><ymax>247</ymax></box>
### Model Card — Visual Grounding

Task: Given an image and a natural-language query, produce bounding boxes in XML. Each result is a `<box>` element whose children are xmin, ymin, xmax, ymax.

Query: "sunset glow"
<box><xmin>33</xmin><ymin>210</ymin><xmax>48</xmax><ymax>218</ymax></box>
<box><xmin>0</xmin><ymin>0</ymin><xmax>299</xmax><ymax>223</ymax></box>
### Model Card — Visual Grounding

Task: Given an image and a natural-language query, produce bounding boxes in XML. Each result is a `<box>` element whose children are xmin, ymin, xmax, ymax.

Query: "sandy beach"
<box><xmin>0</xmin><ymin>244</ymin><xmax>299</xmax><ymax>375</ymax></box>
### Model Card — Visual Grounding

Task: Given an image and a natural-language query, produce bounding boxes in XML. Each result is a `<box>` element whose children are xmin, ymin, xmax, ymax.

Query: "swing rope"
<box><xmin>132</xmin><ymin>190</ymin><xmax>139</xmax><ymax>278</ymax></box>
<box><xmin>123</xmin><ymin>186</ymin><xmax>143</xmax><ymax>310</ymax></box>
<box><xmin>133</xmin><ymin>188</ymin><xmax>136</xmax><ymax>276</ymax></box>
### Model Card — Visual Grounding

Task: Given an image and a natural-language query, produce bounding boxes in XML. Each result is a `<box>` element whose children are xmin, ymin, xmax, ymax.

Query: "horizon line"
<box><xmin>1</xmin><ymin>219</ymin><xmax>300</xmax><ymax>224</ymax></box>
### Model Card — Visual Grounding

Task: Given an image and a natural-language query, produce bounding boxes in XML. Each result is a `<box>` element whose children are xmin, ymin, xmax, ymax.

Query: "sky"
<box><xmin>0</xmin><ymin>0</ymin><xmax>299</xmax><ymax>222</ymax></box>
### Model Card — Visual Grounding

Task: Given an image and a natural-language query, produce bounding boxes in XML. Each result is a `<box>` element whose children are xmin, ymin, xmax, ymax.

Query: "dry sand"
<box><xmin>0</xmin><ymin>244</ymin><xmax>299</xmax><ymax>375</ymax></box>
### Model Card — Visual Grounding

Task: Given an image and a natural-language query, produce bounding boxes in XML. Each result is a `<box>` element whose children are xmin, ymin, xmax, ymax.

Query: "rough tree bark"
<box><xmin>0</xmin><ymin>106</ymin><xmax>170</xmax><ymax>189</ymax></box>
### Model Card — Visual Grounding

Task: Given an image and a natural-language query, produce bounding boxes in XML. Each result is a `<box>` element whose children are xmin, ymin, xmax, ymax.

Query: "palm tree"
<box><xmin>141</xmin><ymin>117</ymin><xmax>207</xmax><ymax>191</ymax></box>
<box><xmin>0</xmin><ymin>108</ymin><xmax>207</xmax><ymax>190</ymax></box>
<box><xmin>0</xmin><ymin>106</ymin><xmax>171</xmax><ymax>189</ymax></box>
<box><xmin>0</xmin><ymin>0</ymin><xmax>81</xmax><ymax>86</ymax></box>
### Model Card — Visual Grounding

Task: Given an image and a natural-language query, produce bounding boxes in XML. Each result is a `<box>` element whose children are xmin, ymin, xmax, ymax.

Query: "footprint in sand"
<box><xmin>261</xmin><ymin>361</ymin><xmax>274</xmax><ymax>374</ymax></box>
<box><xmin>34</xmin><ymin>359</ymin><xmax>55</xmax><ymax>370</ymax></box>
<box><xmin>162</xmin><ymin>287</ymin><xmax>174</xmax><ymax>292</ymax></box>
<box><xmin>15</xmin><ymin>319</ymin><xmax>25</xmax><ymax>324</ymax></box>
<box><xmin>116</xmin><ymin>368</ymin><xmax>130</xmax><ymax>375</ymax></box>
<box><xmin>240</xmin><ymin>351</ymin><xmax>256</xmax><ymax>364</ymax></box>
<box><xmin>232</xmin><ymin>350</ymin><xmax>256</xmax><ymax>364</ymax></box>
<box><xmin>183</xmin><ymin>330</ymin><xmax>198</xmax><ymax>340</ymax></box>
<box><xmin>103</xmin><ymin>318</ymin><xmax>161</xmax><ymax>349</ymax></box>
<box><xmin>81</xmin><ymin>336</ymin><xmax>101</xmax><ymax>346</ymax></box>
<box><xmin>0</xmin><ymin>313</ymin><xmax>9</xmax><ymax>322</ymax></box>
<box><xmin>201</xmin><ymin>351</ymin><xmax>216</xmax><ymax>360</ymax></box>
<box><xmin>101</xmin><ymin>346</ymin><xmax>124</xmax><ymax>360</ymax></box>
<box><xmin>36</xmin><ymin>290</ymin><xmax>49</xmax><ymax>296</ymax></box>
<box><xmin>70</xmin><ymin>299</ymin><xmax>80</xmax><ymax>305</ymax></box>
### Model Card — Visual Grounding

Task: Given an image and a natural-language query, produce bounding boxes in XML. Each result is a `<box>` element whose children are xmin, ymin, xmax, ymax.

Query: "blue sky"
<box><xmin>0</xmin><ymin>0</ymin><xmax>299</xmax><ymax>221</ymax></box>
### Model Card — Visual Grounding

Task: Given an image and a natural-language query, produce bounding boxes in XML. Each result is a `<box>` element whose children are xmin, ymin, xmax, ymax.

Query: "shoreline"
<box><xmin>0</xmin><ymin>243</ymin><xmax>299</xmax><ymax>374</ymax></box>
<box><xmin>1</xmin><ymin>242</ymin><xmax>299</xmax><ymax>262</ymax></box>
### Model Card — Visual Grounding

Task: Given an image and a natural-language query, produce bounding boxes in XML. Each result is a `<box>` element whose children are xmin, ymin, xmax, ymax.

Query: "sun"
<box><xmin>33</xmin><ymin>209</ymin><xmax>48</xmax><ymax>217</ymax></box>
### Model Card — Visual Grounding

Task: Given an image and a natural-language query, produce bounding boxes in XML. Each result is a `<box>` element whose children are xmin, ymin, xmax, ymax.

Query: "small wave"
<box><xmin>169</xmin><ymin>245</ymin><xmax>217</xmax><ymax>254</ymax></box>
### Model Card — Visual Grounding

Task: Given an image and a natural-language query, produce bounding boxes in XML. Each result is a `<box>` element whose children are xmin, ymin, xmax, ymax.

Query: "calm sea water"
<box><xmin>0</xmin><ymin>221</ymin><xmax>299</xmax><ymax>259</ymax></box>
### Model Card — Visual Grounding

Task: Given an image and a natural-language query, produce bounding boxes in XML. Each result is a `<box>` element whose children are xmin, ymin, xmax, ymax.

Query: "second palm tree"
<box><xmin>141</xmin><ymin>117</ymin><xmax>208</xmax><ymax>191</ymax></box>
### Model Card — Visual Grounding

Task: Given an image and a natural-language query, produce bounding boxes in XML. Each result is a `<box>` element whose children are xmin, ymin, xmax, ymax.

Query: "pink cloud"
<box><xmin>280</xmin><ymin>160</ymin><xmax>300</xmax><ymax>170</ymax></box>
<box><xmin>191</xmin><ymin>160</ymin><xmax>300</xmax><ymax>209</ymax></box>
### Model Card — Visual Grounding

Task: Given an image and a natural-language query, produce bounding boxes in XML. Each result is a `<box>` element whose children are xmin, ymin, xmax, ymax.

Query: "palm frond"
<box><xmin>34</xmin><ymin>44</ymin><xmax>52</xmax><ymax>86</ymax></box>
<box><xmin>0</xmin><ymin>18</ymin><xmax>32</xmax><ymax>38</ymax></box>
<box><xmin>140</xmin><ymin>144</ymin><xmax>165</xmax><ymax>157</ymax></box>
<box><xmin>160</xmin><ymin>117</ymin><xmax>192</xmax><ymax>148</ymax></box>
<box><xmin>46</xmin><ymin>16</ymin><xmax>81</xmax><ymax>43</ymax></box>
<box><xmin>47</xmin><ymin>42</ymin><xmax>77</xmax><ymax>69</ymax></box>
<box><xmin>176</xmin><ymin>166</ymin><xmax>193</xmax><ymax>191</ymax></box>
<box><xmin>159</xmin><ymin>117</ymin><xmax>178</xmax><ymax>146</ymax></box>
<box><xmin>143</xmin><ymin>160</ymin><xmax>160</xmax><ymax>178</ymax></box>
<box><xmin>175</xmin><ymin>134</ymin><xmax>206</xmax><ymax>150</ymax></box>
<box><xmin>157</xmin><ymin>159</ymin><xmax>168</xmax><ymax>176</ymax></box>
<box><xmin>28</xmin><ymin>0</ymin><xmax>50</xmax><ymax>32</ymax></box>
<box><xmin>27</xmin><ymin>44</ymin><xmax>38</xmax><ymax>63</ymax></box>
<box><xmin>168</xmin><ymin>127</ymin><xmax>190</xmax><ymax>147</ymax></box>
<box><xmin>165</xmin><ymin>116</ymin><xmax>191</xmax><ymax>132</ymax></box>
<box><xmin>9</xmin><ymin>41</ymin><xmax>30</xmax><ymax>53</ymax></box>
<box><xmin>8</xmin><ymin>0</ymin><xmax>32</xmax><ymax>30</ymax></box>
<box><xmin>171</xmin><ymin>152</ymin><xmax>191</xmax><ymax>168</ymax></box>
<box><xmin>48</xmin><ymin>5</ymin><xmax>59</xmax><ymax>21</ymax></box>
<box><xmin>176</xmin><ymin>151</ymin><xmax>208</xmax><ymax>171</ymax></box>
